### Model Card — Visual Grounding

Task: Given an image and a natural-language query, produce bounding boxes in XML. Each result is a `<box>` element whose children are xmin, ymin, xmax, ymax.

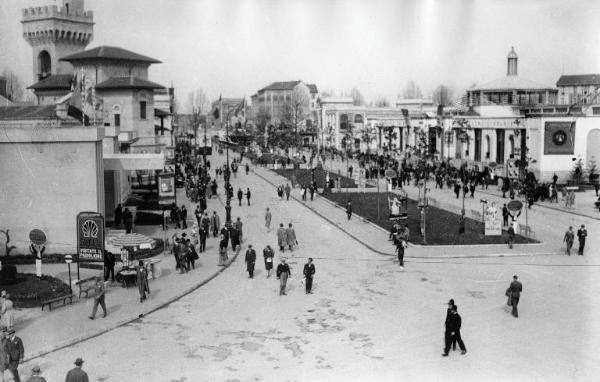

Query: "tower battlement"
<box><xmin>22</xmin><ymin>5</ymin><xmax>94</xmax><ymax>24</ymax></box>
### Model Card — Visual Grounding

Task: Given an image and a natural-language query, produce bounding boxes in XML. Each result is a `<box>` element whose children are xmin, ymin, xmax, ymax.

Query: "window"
<box><xmin>354</xmin><ymin>115</ymin><xmax>364</xmax><ymax>124</ymax></box>
<box><xmin>140</xmin><ymin>101</ymin><xmax>147</xmax><ymax>119</ymax></box>
<box><xmin>592</xmin><ymin>107</ymin><xmax>600</xmax><ymax>115</ymax></box>
<box><xmin>114</xmin><ymin>114</ymin><xmax>120</xmax><ymax>127</ymax></box>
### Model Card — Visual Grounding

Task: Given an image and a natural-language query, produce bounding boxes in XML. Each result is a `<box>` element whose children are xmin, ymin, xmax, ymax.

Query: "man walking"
<box><xmin>577</xmin><ymin>224</ymin><xmax>587</xmax><ymax>256</ymax></box>
<box><xmin>237</xmin><ymin>188</ymin><xmax>244</xmax><ymax>206</ymax></box>
<box><xmin>103</xmin><ymin>250</ymin><xmax>115</xmax><ymax>282</ymax></box>
<box><xmin>198</xmin><ymin>223</ymin><xmax>207</xmax><ymax>253</ymax></box>
<box><xmin>346</xmin><ymin>200</ymin><xmax>353</xmax><ymax>220</ymax></box>
<box><xmin>211</xmin><ymin>211</ymin><xmax>221</xmax><ymax>238</ymax></box>
<box><xmin>286</xmin><ymin>223</ymin><xmax>297</xmax><ymax>251</ymax></box>
<box><xmin>277</xmin><ymin>224</ymin><xmax>287</xmax><ymax>252</ymax></box>
<box><xmin>502</xmin><ymin>204</ymin><xmax>509</xmax><ymax>227</ymax></box>
<box><xmin>263</xmin><ymin>245</ymin><xmax>275</xmax><ymax>278</ymax></box>
<box><xmin>180</xmin><ymin>205</ymin><xmax>188</xmax><ymax>229</ymax></box>
<box><xmin>303</xmin><ymin>258</ymin><xmax>316</xmax><ymax>294</ymax></box>
<box><xmin>136</xmin><ymin>261</ymin><xmax>150</xmax><ymax>303</ymax></box>
<box><xmin>507</xmin><ymin>274</ymin><xmax>523</xmax><ymax>318</ymax></box>
<box><xmin>276</xmin><ymin>258</ymin><xmax>291</xmax><ymax>295</ymax></box>
<box><xmin>5</xmin><ymin>328</ymin><xmax>24</xmax><ymax>382</ymax></box>
<box><xmin>442</xmin><ymin>305</ymin><xmax>467</xmax><ymax>356</ymax></box>
<box><xmin>395</xmin><ymin>239</ymin><xmax>407</xmax><ymax>268</ymax></box>
<box><xmin>265</xmin><ymin>208</ymin><xmax>272</xmax><ymax>230</ymax></box>
<box><xmin>285</xmin><ymin>183</ymin><xmax>292</xmax><ymax>200</ymax></box>
<box><xmin>246</xmin><ymin>188</ymin><xmax>252</xmax><ymax>205</ymax></box>
<box><xmin>245</xmin><ymin>245</ymin><xmax>257</xmax><ymax>278</ymax></box>
<box><xmin>88</xmin><ymin>277</ymin><xmax>107</xmax><ymax>319</ymax></box>
<box><xmin>563</xmin><ymin>226</ymin><xmax>575</xmax><ymax>255</ymax></box>
<box><xmin>65</xmin><ymin>358</ymin><xmax>89</xmax><ymax>382</ymax></box>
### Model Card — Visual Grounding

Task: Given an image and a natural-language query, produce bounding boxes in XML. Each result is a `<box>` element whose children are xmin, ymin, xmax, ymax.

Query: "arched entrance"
<box><xmin>587</xmin><ymin>129</ymin><xmax>600</xmax><ymax>167</ymax></box>
<box><xmin>38</xmin><ymin>50</ymin><xmax>51</xmax><ymax>80</ymax></box>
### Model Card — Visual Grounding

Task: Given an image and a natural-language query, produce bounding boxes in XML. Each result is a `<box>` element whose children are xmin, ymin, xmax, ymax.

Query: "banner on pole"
<box><xmin>76</xmin><ymin>212</ymin><xmax>105</xmax><ymax>262</ymax></box>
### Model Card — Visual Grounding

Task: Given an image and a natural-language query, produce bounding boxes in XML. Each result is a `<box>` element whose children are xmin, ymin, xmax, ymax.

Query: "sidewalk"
<box><xmin>16</xmin><ymin>187</ymin><xmax>240</xmax><ymax>362</ymax></box>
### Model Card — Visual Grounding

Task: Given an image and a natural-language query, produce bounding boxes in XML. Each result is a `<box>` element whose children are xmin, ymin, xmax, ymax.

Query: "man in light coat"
<box><xmin>286</xmin><ymin>223</ymin><xmax>297</xmax><ymax>251</ymax></box>
<box><xmin>276</xmin><ymin>224</ymin><xmax>287</xmax><ymax>252</ymax></box>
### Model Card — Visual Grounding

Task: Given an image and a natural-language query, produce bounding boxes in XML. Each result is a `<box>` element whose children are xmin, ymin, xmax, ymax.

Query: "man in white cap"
<box><xmin>65</xmin><ymin>358</ymin><xmax>88</xmax><ymax>382</ymax></box>
<box><xmin>24</xmin><ymin>365</ymin><xmax>46</xmax><ymax>382</ymax></box>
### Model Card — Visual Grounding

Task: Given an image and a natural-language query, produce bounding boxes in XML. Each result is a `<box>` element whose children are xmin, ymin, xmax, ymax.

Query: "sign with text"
<box><xmin>76</xmin><ymin>212</ymin><xmax>105</xmax><ymax>262</ymax></box>
<box><xmin>484</xmin><ymin>203</ymin><xmax>502</xmax><ymax>236</ymax></box>
<box><xmin>158</xmin><ymin>173</ymin><xmax>176</xmax><ymax>205</ymax></box>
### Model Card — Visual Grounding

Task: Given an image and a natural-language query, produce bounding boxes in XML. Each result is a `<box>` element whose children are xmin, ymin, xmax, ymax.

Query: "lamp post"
<box><xmin>224</xmin><ymin>121</ymin><xmax>232</xmax><ymax>227</ymax></box>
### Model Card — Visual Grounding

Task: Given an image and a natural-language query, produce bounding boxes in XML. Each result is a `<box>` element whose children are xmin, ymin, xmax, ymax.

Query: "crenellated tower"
<box><xmin>21</xmin><ymin>0</ymin><xmax>94</xmax><ymax>83</ymax></box>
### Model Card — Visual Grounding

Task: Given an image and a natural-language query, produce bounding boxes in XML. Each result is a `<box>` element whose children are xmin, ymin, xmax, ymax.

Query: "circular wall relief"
<box><xmin>553</xmin><ymin>130</ymin><xmax>567</xmax><ymax>146</ymax></box>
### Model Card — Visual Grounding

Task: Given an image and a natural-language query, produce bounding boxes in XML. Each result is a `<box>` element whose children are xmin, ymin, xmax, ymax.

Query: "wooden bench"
<box><xmin>41</xmin><ymin>294</ymin><xmax>74</xmax><ymax>311</ymax></box>
<box><xmin>519</xmin><ymin>225</ymin><xmax>536</xmax><ymax>238</ymax></box>
<box><xmin>76</xmin><ymin>276</ymin><xmax>98</xmax><ymax>298</ymax></box>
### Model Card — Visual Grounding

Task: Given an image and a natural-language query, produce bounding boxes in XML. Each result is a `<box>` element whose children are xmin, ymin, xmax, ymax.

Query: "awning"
<box><xmin>103</xmin><ymin>153</ymin><xmax>165</xmax><ymax>170</ymax></box>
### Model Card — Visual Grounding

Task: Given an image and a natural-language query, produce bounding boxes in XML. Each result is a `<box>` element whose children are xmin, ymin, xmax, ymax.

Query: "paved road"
<box><xmin>24</xmin><ymin>151</ymin><xmax>600</xmax><ymax>382</ymax></box>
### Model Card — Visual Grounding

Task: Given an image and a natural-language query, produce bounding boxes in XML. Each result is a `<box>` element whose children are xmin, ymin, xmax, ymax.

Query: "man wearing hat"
<box><xmin>5</xmin><ymin>328</ymin><xmax>23</xmax><ymax>382</ymax></box>
<box><xmin>25</xmin><ymin>366</ymin><xmax>46</xmax><ymax>382</ymax></box>
<box><xmin>507</xmin><ymin>274</ymin><xmax>523</xmax><ymax>318</ymax></box>
<box><xmin>65</xmin><ymin>358</ymin><xmax>89</xmax><ymax>382</ymax></box>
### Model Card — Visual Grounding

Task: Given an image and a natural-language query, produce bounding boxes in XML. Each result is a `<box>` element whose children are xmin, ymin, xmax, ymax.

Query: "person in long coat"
<box><xmin>234</xmin><ymin>218</ymin><xmax>243</xmax><ymax>242</ymax></box>
<box><xmin>210</xmin><ymin>211</ymin><xmax>221</xmax><ymax>238</ymax></box>
<box><xmin>245</xmin><ymin>245</ymin><xmax>257</xmax><ymax>278</ymax></box>
<box><xmin>276</xmin><ymin>258</ymin><xmax>291</xmax><ymax>296</ymax></box>
<box><xmin>276</xmin><ymin>224</ymin><xmax>287</xmax><ymax>252</ymax></box>
<box><xmin>5</xmin><ymin>328</ymin><xmax>23</xmax><ymax>382</ymax></box>
<box><xmin>285</xmin><ymin>223</ymin><xmax>297</xmax><ymax>251</ymax></box>
<box><xmin>265</xmin><ymin>208</ymin><xmax>272</xmax><ymax>230</ymax></box>
<box><xmin>0</xmin><ymin>327</ymin><xmax>9</xmax><ymax>380</ymax></box>
<box><xmin>0</xmin><ymin>293</ymin><xmax>15</xmax><ymax>330</ymax></box>
<box><xmin>263</xmin><ymin>245</ymin><xmax>275</xmax><ymax>278</ymax></box>
<box><xmin>136</xmin><ymin>261</ymin><xmax>150</xmax><ymax>303</ymax></box>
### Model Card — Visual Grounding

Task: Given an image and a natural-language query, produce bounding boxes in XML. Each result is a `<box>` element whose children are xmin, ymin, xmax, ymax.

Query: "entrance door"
<box><xmin>474</xmin><ymin>129</ymin><xmax>482</xmax><ymax>161</ymax></box>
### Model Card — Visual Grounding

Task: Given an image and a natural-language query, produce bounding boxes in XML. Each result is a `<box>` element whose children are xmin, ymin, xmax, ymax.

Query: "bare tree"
<box><xmin>432</xmin><ymin>85</ymin><xmax>454</xmax><ymax>106</ymax></box>
<box><xmin>374</xmin><ymin>97</ymin><xmax>390</xmax><ymax>107</ymax></box>
<box><xmin>401</xmin><ymin>80</ymin><xmax>423</xmax><ymax>99</ymax></box>
<box><xmin>187</xmin><ymin>88</ymin><xmax>210</xmax><ymax>115</ymax></box>
<box><xmin>349</xmin><ymin>87</ymin><xmax>365</xmax><ymax>106</ymax></box>
<box><xmin>1</xmin><ymin>69</ymin><xmax>25</xmax><ymax>102</ymax></box>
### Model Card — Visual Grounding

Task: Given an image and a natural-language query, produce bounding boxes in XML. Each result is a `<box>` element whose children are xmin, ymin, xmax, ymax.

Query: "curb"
<box><xmin>23</xmin><ymin>249</ymin><xmax>241</xmax><ymax>363</ymax></box>
<box><xmin>254</xmin><ymin>168</ymin><xmax>556</xmax><ymax>259</ymax></box>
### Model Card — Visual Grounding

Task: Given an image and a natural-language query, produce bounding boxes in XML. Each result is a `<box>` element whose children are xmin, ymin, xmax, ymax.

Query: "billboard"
<box><xmin>544</xmin><ymin>121</ymin><xmax>575</xmax><ymax>155</ymax></box>
<box><xmin>158</xmin><ymin>173</ymin><xmax>176</xmax><ymax>205</ymax></box>
<box><xmin>484</xmin><ymin>203</ymin><xmax>502</xmax><ymax>236</ymax></box>
<box><xmin>76</xmin><ymin>212</ymin><xmax>105</xmax><ymax>262</ymax></box>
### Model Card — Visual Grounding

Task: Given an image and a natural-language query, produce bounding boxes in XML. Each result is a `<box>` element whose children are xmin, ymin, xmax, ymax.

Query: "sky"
<box><xmin>2</xmin><ymin>0</ymin><xmax>600</xmax><ymax>111</ymax></box>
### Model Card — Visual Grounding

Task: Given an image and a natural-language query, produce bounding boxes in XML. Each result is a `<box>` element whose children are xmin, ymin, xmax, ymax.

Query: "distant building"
<box><xmin>250</xmin><ymin>81</ymin><xmax>318</xmax><ymax>128</ymax></box>
<box><xmin>210</xmin><ymin>97</ymin><xmax>245</xmax><ymax>128</ymax></box>
<box><xmin>395</xmin><ymin>98</ymin><xmax>436</xmax><ymax>114</ymax></box>
<box><xmin>556</xmin><ymin>74</ymin><xmax>600</xmax><ymax>106</ymax></box>
<box><xmin>466</xmin><ymin>47</ymin><xmax>557</xmax><ymax>107</ymax></box>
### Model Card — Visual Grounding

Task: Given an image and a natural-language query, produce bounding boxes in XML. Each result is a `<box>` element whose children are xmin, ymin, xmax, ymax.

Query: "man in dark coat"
<box><xmin>263</xmin><ymin>245</ymin><xmax>275</xmax><ymax>278</ymax></box>
<box><xmin>303</xmin><ymin>258</ymin><xmax>316</xmax><ymax>294</ymax></box>
<box><xmin>136</xmin><ymin>260</ymin><xmax>150</xmax><ymax>303</ymax></box>
<box><xmin>577</xmin><ymin>224</ymin><xmax>587</xmax><ymax>255</ymax></box>
<box><xmin>65</xmin><ymin>358</ymin><xmax>89</xmax><ymax>382</ymax></box>
<box><xmin>442</xmin><ymin>305</ymin><xmax>466</xmax><ymax>356</ymax></box>
<box><xmin>276</xmin><ymin>258</ymin><xmax>291</xmax><ymax>295</ymax></box>
<box><xmin>284</xmin><ymin>183</ymin><xmax>292</xmax><ymax>200</ymax></box>
<box><xmin>103</xmin><ymin>250</ymin><xmax>115</xmax><ymax>282</ymax></box>
<box><xmin>114</xmin><ymin>204</ymin><xmax>122</xmax><ymax>229</ymax></box>
<box><xmin>5</xmin><ymin>328</ymin><xmax>24</xmax><ymax>382</ymax></box>
<box><xmin>229</xmin><ymin>226</ymin><xmax>240</xmax><ymax>252</ymax></box>
<box><xmin>346</xmin><ymin>200</ymin><xmax>352</xmax><ymax>220</ymax></box>
<box><xmin>237</xmin><ymin>188</ymin><xmax>244</xmax><ymax>206</ymax></box>
<box><xmin>445</xmin><ymin>299</ymin><xmax>458</xmax><ymax>352</ymax></box>
<box><xmin>502</xmin><ymin>204</ymin><xmax>509</xmax><ymax>227</ymax></box>
<box><xmin>246</xmin><ymin>188</ymin><xmax>252</xmax><ymax>205</ymax></box>
<box><xmin>198</xmin><ymin>223</ymin><xmax>207</xmax><ymax>252</ymax></box>
<box><xmin>211</xmin><ymin>211</ymin><xmax>221</xmax><ymax>238</ymax></box>
<box><xmin>245</xmin><ymin>245</ymin><xmax>257</xmax><ymax>278</ymax></box>
<box><xmin>507</xmin><ymin>274</ymin><xmax>523</xmax><ymax>318</ymax></box>
<box><xmin>180</xmin><ymin>205</ymin><xmax>188</xmax><ymax>229</ymax></box>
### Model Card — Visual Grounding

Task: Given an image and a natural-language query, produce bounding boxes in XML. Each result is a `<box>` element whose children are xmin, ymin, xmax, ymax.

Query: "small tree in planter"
<box><xmin>588</xmin><ymin>157</ymin><xmax>599</xmax><ymax>184</ymax></box>
<box><xmin>571</xmin><ymin>158</ymin><xmax>585</xmax><ymax>185</ymax></box>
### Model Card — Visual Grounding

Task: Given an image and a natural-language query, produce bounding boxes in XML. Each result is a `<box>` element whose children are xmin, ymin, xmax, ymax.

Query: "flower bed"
<box><xmin>2</xmin><ymin>274</ymin><xmax>71</xmax><ymax>308</ymax></box>
<box><xmin>324</xmin><ymin>192</ymin><xmax>537</xmax><ymax>246</ymax></box>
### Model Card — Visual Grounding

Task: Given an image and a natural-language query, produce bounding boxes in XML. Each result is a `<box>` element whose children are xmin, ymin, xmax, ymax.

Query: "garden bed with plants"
<box><xmin>273</xmin><ymin>165</ymin><xmax>372</xmax><ymax>189</ymax></box>
<box><xmin>324</xmin><ymin>192</ymin><xmax>537</xmax><ymax>246</ymax></box>
<box><xmin>0</xmin><ymin>267</ymin><xmax>71</xmax><ymax>308</ymax></box>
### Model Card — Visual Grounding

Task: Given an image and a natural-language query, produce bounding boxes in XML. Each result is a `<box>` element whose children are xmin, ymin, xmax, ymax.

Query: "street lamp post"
<box><xmin>224</xmin><ymin>121</ymin><xmax>232</xmax><ymax>227</ymax></box>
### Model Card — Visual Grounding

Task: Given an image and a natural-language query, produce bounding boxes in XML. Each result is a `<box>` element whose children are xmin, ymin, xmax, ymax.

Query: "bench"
<box><xmin>76</xmin><ymin>276</ymin><xmax>98</xmax><ymax>298</ymax></box>
<box><xmin>41</xmin><ymin>294</ymin><xmax>75</xmax><ymax>311</ymax></box>
<box><xmin>519</xmin><ymin>225</ymin><xmax>536</xmax><ymax>238</ymax></box>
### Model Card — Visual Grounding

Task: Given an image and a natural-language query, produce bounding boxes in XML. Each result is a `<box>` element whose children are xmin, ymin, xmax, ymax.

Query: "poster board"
<box><xmin>484</xmin><ymin>203</ymin><xmax>502</xmax><ymax>236</ymax></box>
<box><xmin>76</xmin><ymin>212</ymin><xmax>105</xmax><ymax>262</ymax></box>
<box><xmin>158</xmin><ymin>173</ymin><xmax>176</xmax><ymax>205</ymax></box>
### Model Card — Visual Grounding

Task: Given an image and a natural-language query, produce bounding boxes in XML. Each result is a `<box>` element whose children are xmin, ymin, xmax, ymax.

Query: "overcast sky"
<box><xmin>2</xmin><ymin>0</ymin><xmax>600</xmax><ymax>110</ymax></box>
